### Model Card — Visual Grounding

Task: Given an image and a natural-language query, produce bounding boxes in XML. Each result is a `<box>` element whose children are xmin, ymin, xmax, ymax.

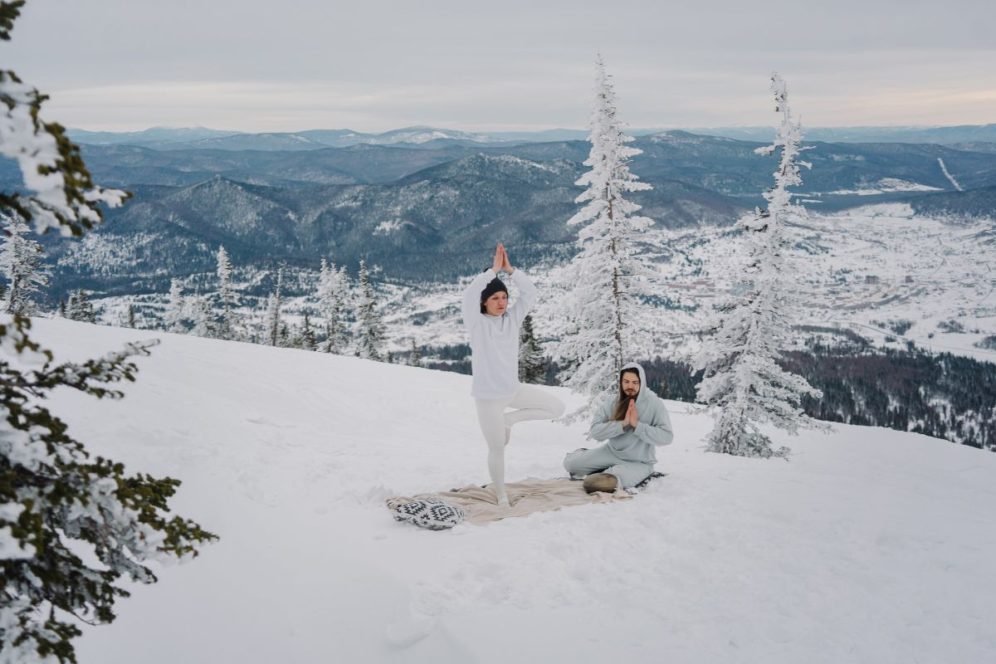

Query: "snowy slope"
<box><xmin>27</xmin><ymin>318</ymin><xmax>996</xmax><ymax>664</ymax></box>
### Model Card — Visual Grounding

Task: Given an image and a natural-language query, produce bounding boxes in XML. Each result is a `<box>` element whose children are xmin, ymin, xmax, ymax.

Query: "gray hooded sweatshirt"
<box><xmin>588</xmin><ymin>362</ymin><xmax>674</xmax><ymax>464</ymax></box>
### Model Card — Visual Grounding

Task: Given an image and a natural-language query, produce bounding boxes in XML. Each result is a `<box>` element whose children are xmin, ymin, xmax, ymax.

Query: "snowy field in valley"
<box><xmin>370</xmin><ymin>204</ymin><xmax>996</xmax><ymax>364</ymax></box>
<box><xmin>91</xmin><ymin>205</ymin><xmax>996</xmax><ymax>368</ymax></box>
<box><xmin>26</xmin><ymin>317</ymin><xmax>996</xmax><ymax>663</ymax></box>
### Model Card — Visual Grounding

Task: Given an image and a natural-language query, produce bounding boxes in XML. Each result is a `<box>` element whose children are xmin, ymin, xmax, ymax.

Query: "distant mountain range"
<box><xmin>29</xmin><ymin>132</ymin><xmax>995</xmax><ymax>200</ymax></box>
<box><xmin>67</xmin><ymin>126</ymin><xmax>516</xmax><ymax>151</ymax></box>
<box><xmin>67</xmin><ymin>124</ymin><xmax>996</xmax><ymax>151</ymax></box>
<box><xmin>41</xmin><ymin>153</ymin><xmax>744</xmax><ymax>297</ymax></box>
<box><xmin>689</xmin><ymin>124</ymin><xmax>996</xmax><ymax>145</ymax></box>
<box><xmin>4</xmin><ymin>128</ymin><xmax>990</xmax><ymax>301</ymax></box>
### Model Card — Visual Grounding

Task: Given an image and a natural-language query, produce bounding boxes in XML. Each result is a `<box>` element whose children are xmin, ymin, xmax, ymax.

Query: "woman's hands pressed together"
<box><xmin>491</xmin><ymin>243</ymin><xmax>514</xmax><ymax>274</ymax></box>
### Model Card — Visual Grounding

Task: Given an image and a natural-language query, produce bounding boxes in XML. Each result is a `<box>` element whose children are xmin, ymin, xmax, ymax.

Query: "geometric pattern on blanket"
<box><xmin>387</xmin><ymin>498</ymin><xmax>465</xmax><ymax>530</ymax></box>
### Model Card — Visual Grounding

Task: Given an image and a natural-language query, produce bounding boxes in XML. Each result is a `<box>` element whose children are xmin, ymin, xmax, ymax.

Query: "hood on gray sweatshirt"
<box><xmin>620</xmin><ymin>361</ymin><xmax>651</xmax><ymax>409</ymax></box>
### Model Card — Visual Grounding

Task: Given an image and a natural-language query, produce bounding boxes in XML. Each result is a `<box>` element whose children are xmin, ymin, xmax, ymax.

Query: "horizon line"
<box><xmin>68</xmin><ymin>122</ymin><xmax>996</xmax><ymax>135</ymax></box>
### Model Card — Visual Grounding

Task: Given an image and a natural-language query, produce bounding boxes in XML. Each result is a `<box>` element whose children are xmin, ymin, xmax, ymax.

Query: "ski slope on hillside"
<box><xmin>27</xmin><ymin>318</ymin><xmax>996</xmax><ymax>664</ymax></box>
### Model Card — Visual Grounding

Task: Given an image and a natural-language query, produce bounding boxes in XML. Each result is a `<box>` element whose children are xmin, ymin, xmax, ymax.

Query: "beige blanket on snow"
<box><xmin>388</xmin><ymin>478</ymin><xmax>631</xmax><ymax>524</ymax></box>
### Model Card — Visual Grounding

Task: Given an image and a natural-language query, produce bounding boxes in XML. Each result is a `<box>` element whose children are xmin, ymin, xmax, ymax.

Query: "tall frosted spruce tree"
<box><xmin>0</xmin><ymin>3</ymin><xmax>216</xmax><ymax>662</ymax></box>
<box><xmin>1</xmin><ymin>211</ymin><xmax>47</xmax><ymax>315</ymax></box>
<box><xmin>164</xmin><ymin>278</ymin><xmax>186</xmax><ymax>333</ymax></box>
<box><xmin>263</xmin><ymin>268</ymin><xmax>283</xmax><ymax>347</ymax></box>
<box><xmin>693</xmin><ymin>73</ymin><xmax>823</xmax><ymax>458</ymax></box>
<box><xmin>557</xmin><ymin>55</ymin><xmax>654</xmax><ymax>417</ymax></box>
<box><xmin>355</xmin><ymin>260</ymin><xmax>385</xmax><ymax>361</ymax></box>
<box><xmin>188</xmin><ymin>291</ymin><xmax>214</xmax><ymax>338</ymax></box>
<box><xmin>316</xmin><ymin>258</ymin><xmax>350</xmax><ymax>354</ymax></box>
<box><xmin>215</xmin><ymin>245</ymin><xmax>240</xmax><ymax>340</ymax></box>
<box><xmin>64</xmin><ymin>289</ymin><xmax>95</xmax><ymax>323</ymax></box>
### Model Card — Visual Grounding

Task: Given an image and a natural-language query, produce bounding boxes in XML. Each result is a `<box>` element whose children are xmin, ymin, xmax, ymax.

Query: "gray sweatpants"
<box><xmin>563</xmin><ymin>445</ymin><xmax>654</xmax><ymax>489</ymax></box>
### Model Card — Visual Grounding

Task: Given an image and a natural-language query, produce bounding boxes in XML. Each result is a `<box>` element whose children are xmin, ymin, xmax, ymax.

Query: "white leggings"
<box><xmin>474</xmin><ymin>384</ymin><xmax>565</xmax><ymax>504</ymax></box>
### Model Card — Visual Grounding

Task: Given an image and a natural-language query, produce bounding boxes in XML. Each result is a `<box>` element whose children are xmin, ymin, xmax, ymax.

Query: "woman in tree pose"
<box><xmin>461</xmin><ymin>243</ymin><xmax>565</xmax><ymax>506</ymax></box>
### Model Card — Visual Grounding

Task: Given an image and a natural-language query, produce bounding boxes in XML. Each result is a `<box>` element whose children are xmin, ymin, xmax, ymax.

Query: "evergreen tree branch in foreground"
<box><xmin>0</xmin><ymin>6</ymin><xmax>127</xmax><ymax>237</ymax></box>
<box><xmin>1</xmin><ymin>318</ymin><xmax>217</xmax><ymax>663</ymax></box>
<box><xmin>0</xmin><ymin>4</ymin><xmax>216</xmax><ymax>661</ymax></box>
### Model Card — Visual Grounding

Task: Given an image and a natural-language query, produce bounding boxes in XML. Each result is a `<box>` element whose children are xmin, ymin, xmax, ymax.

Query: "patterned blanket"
<box><xmin>387</xmin><ymin>477</ymin><xmax>641</xmax><ymax>529</ymax></box>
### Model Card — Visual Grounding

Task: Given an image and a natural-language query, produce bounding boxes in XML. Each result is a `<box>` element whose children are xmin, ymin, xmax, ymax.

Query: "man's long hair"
<box><xmin>611</xmin><ymin>367</ymin><xmax>641</xmax><ymax>421</ymax></box>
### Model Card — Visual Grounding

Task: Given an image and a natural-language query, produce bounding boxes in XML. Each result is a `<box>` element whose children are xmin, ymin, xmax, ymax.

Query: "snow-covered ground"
<box><xmin>26</xmin><ymin>317</ymin><xmax>996</xmax><ymax>663</ymax></box>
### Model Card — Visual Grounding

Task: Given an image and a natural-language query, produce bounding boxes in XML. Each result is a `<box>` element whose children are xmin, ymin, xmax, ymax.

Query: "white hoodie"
<box><xmin>461</xmin><ymin>268</ymin><xmax>538</xmax><ymax>399</ymax></box>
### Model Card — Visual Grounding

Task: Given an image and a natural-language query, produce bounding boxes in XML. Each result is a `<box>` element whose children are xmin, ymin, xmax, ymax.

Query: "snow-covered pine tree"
<box><xmin>0</xmin><ymin>5</ymin><xmax>215</xmax><ymax>661</ymax></box>
<box><xmin>164</xmin><ymin>278</ymin><xmax>186</xmax><ymax>333</ymax></box>
<box><xmin>519</xmin><ymin>314</ymin><xmax>547</xmax><ymax>384</ymax></box>
<box><xmin>65</xmin><ymin>289</ymin><xmax>96</xmax><ymax>323</ymax></box>
<box><xmin>693</xmin><ymin>73</ymin><xmax>823</xmax><ymax>458</ymax></box>
<box><xmin>126</xmin><ymin>303</ymin><xmax>136</xmax><ymax>328</ymax></box>
<box><xmin>1</xmin><ymin>211</ymin><xmax>48</xmax><ymax>315</ymax></box>
<box><xmin>247</xmin><ymin>297</ymin><xmax>267</xmax><ymax>345</ymax></box>
<box><xmin>65</xmin><ymin>291</ymin><xmax>76</xmax><ymax>319</ymax></box>
<box><xmin>188</xmin><ymin>292</ymin><xmax>214</xmax><ymax>338</ymax></box>
<box><xmin>299</xmin><ymin>312</ymin><xmax>317</xmax><ymax>350</ymax></box>
<box><xmin>316</xmin><ymin>258</ymin><xmax>350</xmax><ymax>354</ymax></box>
<box><xmin>262</xmin><ymin>296</ymin><xmax>278</xmax><ymax>345</ymax></box>
<box><xmin>557</xmin><ymin>54</ymin><xmax>655</xmax><ymax>417</ymax></box>
<box><xmin>354</xmin><ymin>260</ymin><xmax>386</xmax><ymax>361</ymax></box>
<box><xmin>215</xmin><ymin>245</ymin><xmax>240</xmax><ymax>340</ymax></box>
<box><xmin>408</xmin><ymin>338</ymin><xmax>422</xmax><ymax>367</ymax></box>
<box><xmin>263</xmin><ymin>268</ymin><xmax>283</xmax><ymax>347</ymax></box>
<box><xmin>278</xmin><ymin>320</ymin><xmax>291</xmax><ymax>347</ymax></box>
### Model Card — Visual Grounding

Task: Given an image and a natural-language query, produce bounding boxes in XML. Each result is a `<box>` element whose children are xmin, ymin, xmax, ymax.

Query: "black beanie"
<box><xmin>480</xmin><ymin>277</ymin><xmax>508</xmax><ymax>312</ymax></box>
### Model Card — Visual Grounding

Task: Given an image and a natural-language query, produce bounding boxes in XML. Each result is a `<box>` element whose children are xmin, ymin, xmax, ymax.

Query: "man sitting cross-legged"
<box><xmin>564</xmin><ymin>362</ymin><xmax>674</xmax><ymax>493</ymax></box>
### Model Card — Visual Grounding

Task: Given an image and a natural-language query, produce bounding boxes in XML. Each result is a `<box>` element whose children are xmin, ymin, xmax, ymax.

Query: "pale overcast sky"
<box><xmin>4</xmin><ymin>0</ymin><xmax>995</xmax><ymax>132</ymax></box>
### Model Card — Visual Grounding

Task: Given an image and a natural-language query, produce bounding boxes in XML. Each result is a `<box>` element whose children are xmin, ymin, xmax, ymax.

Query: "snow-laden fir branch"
<box><xmin>0</xmin><ymin>71</ymin><xmax>126</xmax><ymax>236</ymax></box>
<box><xmin>1</xmin><ymin>8</ymin><xmax>215</xmax><ymax>661</ymax></box>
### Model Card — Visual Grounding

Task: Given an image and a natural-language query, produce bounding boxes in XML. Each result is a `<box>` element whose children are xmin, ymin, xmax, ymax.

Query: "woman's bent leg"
<box><xmin>503</xmin><ymin>384</ymin><xmax>565</xmax><ymax>430</ymax></box>
<box><xmin>475</xmin><ymin>397</ymin><xmax>512</xmax><ymax>506</ymax></box>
